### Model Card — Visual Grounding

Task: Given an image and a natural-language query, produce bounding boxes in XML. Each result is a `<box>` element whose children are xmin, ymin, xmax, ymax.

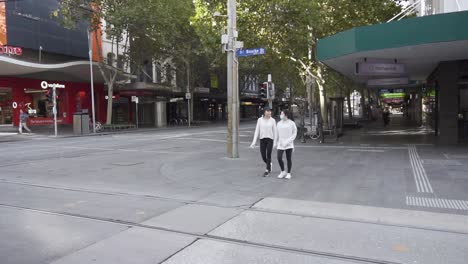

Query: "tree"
<box><xmin>55</xmin><ymin>0</ymin><xmax>197</xmax><ymax>125</ymax></box>
<box><xmin>192</xmin><ymin>0</ymin><xmax>402</xmax><ymax>124</ymax></box>
<box><xmin>54</xmin><ymin>0</ymin><xmax>133</xmax><ymax>125</ymax></box>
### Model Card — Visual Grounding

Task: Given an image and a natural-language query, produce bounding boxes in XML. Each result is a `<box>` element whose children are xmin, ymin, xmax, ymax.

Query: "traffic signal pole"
<box><xmin>267</xmin><ymin>74</ymin><xmax>272</xmax><ymax>109</ymax></box>
<box><xmin>53</xmin><ymin>87</ymin><xmax>57</xmax><ymax>137</ymax></box>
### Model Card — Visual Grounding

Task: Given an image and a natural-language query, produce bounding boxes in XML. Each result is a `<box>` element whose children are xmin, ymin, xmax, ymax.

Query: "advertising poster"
<box><xmin>0</xmin><ymin>2</ymin><xmax>6</xmax><ymax>45</ymax></box>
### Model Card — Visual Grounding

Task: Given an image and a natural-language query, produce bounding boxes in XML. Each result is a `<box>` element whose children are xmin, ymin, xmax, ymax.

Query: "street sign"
<box><xmin>185</xmin><ymin>93</ymin><xmax>191</xmax><ymax>100</ymax></box>
<box><xmin>237</xmin><ymin>48</ymin><xmax>266</xmax><ymax>57</ymax></box>
<box><xmin>367</xmin><ymin>78</ymin><xmax>409</xmax><ymax>86</ymax></box>
<box><xmin>131</xmin><ymin>96</ymin><xmax>139</xmax><ymax>104</ymax></box>
<box><xmin>356</xmin><ymin>62</ymin><xmax>406</xmax><ymax>76</ymax></box>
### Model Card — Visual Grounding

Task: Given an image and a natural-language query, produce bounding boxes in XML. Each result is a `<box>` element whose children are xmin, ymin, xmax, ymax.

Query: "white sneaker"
<box><xmin>285</xmin><ymin>173</ymin><xmax>292</xmax><ymax>180</ymax></box>
<box><xmin>277</xmin><ymin>171</ymin><xmax>286</xmax><ymax>179</ymax></box>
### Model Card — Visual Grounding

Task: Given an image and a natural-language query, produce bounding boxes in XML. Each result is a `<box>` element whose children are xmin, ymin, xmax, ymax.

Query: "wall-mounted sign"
<box><xmin>356</xmin><ymin>62</ymin><xmax>406</xmax><ymax>76</ymax></box>
<box><xmin>41</xmin><ymin>81</ymin><xmax>65</xmax><ymax>89</ymax></box>
<box><xmin>367</xmin><ymin>78</ymin><xmax>409</xmax><ymax>86</ymax></box>
<box><xmin>381</xmin><ymin>93</ymin><xmax>406</xmax><ymax>99</ymax></box>
<box><xmin>194</xmin><ymin>87</ymin><xmax>210</xmax><ymax>94</ymax></box>
<box><xmin>29</xmin><ymin>117</ymin><xmax>64</xmax><ymax>126</ymax></box>
<box><xmin>210</xmin><ymin>74</ymin><xmax>218</xmax><ymax>89</ymax></box>
<box><xmin>0</xmin><ymin>45</ymin><xmax>23</xmax><ymax>56</ymax></box>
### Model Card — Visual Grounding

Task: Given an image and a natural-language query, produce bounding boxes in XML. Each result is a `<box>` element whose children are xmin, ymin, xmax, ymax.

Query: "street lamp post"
<box><xmin>87</xmin><ymin>29</ymin><xmax>96</xmax><ymax>133</ymax></box>
<box><xmin>78</xmin><ymin>4</ymin><xmax>97</xmax><ymax>134</ymax></box>
<box><xmin>226</xmin><ymin>0</ymin><xmax>239</xmax><ymax>158</ymax></box>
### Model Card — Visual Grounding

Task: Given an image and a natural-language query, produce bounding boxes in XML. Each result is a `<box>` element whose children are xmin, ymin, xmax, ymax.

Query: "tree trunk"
<box><xmin>305</xmin><ymin>75</ymin><xmax>314</xmax><ymax>131</ymax></box>
<box><xmin>106</xmin><ymin>82</ymin><xmax>114</xmax><ymax>125</ymax></box>
<box><xmin>359</xmin><ymin>87</ymin><xmax>365</xmax><ymax>119</ymax></box>
<box><xmin>318</xmin><ymin>81</ymin><xmax>328</xmax><ymax>128</ymax></box>
<box><xmin>347</xmin><ymin>91</ymin><xmax>353</xmax><ymax>120</ymax></box>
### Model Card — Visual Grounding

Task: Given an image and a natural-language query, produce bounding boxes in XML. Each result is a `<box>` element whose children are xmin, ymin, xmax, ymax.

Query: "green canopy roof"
<box><xmin>318</xmin><ymin>11</ymin><xmax>468</xmax><ymax>61</ymax></box>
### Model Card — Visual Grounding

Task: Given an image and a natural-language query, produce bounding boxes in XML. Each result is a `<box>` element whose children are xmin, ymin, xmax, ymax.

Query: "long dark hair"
<box><xmin>281</xmin><ymin>109</ymin><xmax>294</xmax><ymax>121</ymax></box>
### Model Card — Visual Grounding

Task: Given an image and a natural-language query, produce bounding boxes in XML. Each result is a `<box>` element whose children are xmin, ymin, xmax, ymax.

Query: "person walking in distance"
<box><xmin>18</xmin><ymin>109</ymin><xmax>32</xmax><ymax>134</ymax></box>
<box><xmin>250</xmin><ymin>107</ymin><xmax>277</xmax><ymax>177</ymax></box>
<box><xmin>276</xmin><ymin>110</ymin><xmax>297</xmax><ymax>180</ymax></box>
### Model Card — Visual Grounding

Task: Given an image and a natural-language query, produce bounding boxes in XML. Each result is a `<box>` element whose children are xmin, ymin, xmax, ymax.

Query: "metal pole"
<box><xmin>39</xmin><ymin>46</ymin><xmax>42</xmax><ymax>63</ymax></box>
<box><xmin>53</xmin><ymin>87</ymin><xmax>57</xmax><ymax>137</ymax></box>
<box><xmin>186</xmin><ymin>63</ymin><xmax>191</xmax><ymax>127</ymax></box>
<box><xmin>136</xmin><ymin>102</ymin><xmax>139</xmax><ymax>128</ymax></box>
<box><xmin>227</xmin><ymin>0</ymin><xmax>238</xmax><ymax>158</ymax></box>
<box><xmin>87</xmin><ymin>29</ymin><xmax>97</xmax><ymax>133</ymax></box>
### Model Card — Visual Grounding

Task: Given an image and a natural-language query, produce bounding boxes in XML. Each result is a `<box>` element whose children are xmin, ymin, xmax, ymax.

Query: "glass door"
<box><xmin>0</xmin><ymin>87</ymin><xmax>13</xmax><ymax>125</ymax></box>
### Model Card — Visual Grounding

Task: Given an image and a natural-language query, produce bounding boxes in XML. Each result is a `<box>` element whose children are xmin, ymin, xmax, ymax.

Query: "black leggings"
<box><xmin>260</xmin><ymin>138</ymin><xmax>273</xmax><ymax>171</ymax></box>
<box><xmin>277</xmin><ymin>149</ymin><xmax>293</xmax><ymax>173</ymax></box>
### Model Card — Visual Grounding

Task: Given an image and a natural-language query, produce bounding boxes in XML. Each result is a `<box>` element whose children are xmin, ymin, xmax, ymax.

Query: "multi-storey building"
<box><xmin>318</xmin><ymin>0</ymin><xmax>468</xmax><ymax>144</ymax></box>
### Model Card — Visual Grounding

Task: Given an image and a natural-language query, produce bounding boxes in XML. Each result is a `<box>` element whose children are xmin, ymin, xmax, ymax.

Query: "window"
<box><xmin>165</xmin><ymin>64</ymin><xmax>173</xmax><ymax>84</ymax></box>
<box><xmin>107</xmin><ymin>52</ymin><xmax>115</xmax><ymax>66</ymax></box>
<box><xmin>105</xmin><ymin>24</ymin><xmax>112</xmax><ymax>40</ymax></box>
<box><xmin>156</xmin><ymin>63</ymin><xmax>162</xmax><ymax>83</ymax></box>
<box><xmin>117</xmin><ymin>55</ymin><xmax>125</xmax><ymax>70</ymax></box>
<box><xmin>144</xmin><ymin>61</ymin><xmax>153</xmax><ymax>82</ymax></box>
<box><xmin>0</xmin><ymin>88</ymin><xmax>12</xmax><ymax>125</ymax></box>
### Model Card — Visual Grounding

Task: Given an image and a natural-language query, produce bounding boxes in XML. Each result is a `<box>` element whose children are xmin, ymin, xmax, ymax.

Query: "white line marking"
<box><xmin>347</xmin><ymin>149</ymin><xmax>385</xmax><ymax>153</ymax></box>
<box><xmin>456</xmin><ymin>200</ymin><xmax>466</xmax><ymax>210</ymax></box>
<box><xmin>450</xmin><ymin>200</ymin><xmax>460</xmax><ymax>210</ymax></box>
<box><xmin>462</xmin><ymin>201</ymin><xmax>468</xmax><ymax>208</ymax></box>
<box><xmin>424</xmin><ymin>198</ymin><xmax>430</xmax><ymax>207</ymax></box>
<box><xmin>416</xmin><ymin>197</ymin><xmax>421</xmax><ymax>207</ymax></box>
<box><xmin>441</xmin><ymin>199</ymin><xmax>450</xmax><ymax>208</ymax></box>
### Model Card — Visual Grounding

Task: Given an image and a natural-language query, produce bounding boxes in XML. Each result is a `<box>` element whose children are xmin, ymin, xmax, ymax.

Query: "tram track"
<box><xmin>0</xmin><ymin>202</ymin><xmax>402</xmax><ymax>264</ymax></box>
<box><xmin>1</xmin><ymin>179</ymin><xmax>468</xmax><ymax>236</ymax></box>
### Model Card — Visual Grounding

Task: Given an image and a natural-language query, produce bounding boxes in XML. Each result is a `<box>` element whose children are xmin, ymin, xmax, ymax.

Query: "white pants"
<box><xmin>19</xmin><ymin>122</ymin><xmax>31</xmax><ymax>134</ymax></box>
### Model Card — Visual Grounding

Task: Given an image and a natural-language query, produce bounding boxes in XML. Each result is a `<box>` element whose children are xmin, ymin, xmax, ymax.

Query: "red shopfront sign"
<box><xmin>0</xmin><ymin>45</ymin><xmax>23</xmax><ymax>56</ymax></box>
<box><xmin>28</xmin><ymin>117</ymin><xmax>64</xmax><ymax>126</ymax></box>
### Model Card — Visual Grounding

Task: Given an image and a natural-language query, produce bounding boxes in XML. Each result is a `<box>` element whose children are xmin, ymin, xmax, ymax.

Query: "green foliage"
<box><xmin>191</xmin><ymin>0</ymin><xmax>402</xmax><ymax>96</ymax></box>
<box><xmin>56</xmin><ymin>0</ymin><xmax>403</xmax><ymax>97</ymax></box>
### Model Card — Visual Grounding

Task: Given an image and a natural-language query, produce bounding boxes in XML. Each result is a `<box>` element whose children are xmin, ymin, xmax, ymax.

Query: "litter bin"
<box><xmin>73</xmin><ymin>112</ymin><xmax>90</xmax><ymax>135</ymax></box>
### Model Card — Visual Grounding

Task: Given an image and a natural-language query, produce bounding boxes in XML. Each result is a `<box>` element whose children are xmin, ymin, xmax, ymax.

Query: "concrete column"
<box><xmin>155</xmin><ymin>97</ymin><xmax>167</xmax><ymax>128</ymax></box>
<box><xmin>437</xmin><ymin>61</ymin><xmax>459</xmax><ymax>145</ymax></box>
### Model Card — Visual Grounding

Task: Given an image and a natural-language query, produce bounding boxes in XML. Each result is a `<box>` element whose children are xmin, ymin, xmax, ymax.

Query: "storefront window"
<box><xmin>25</xmin><ymin>89</ymin><xmax>53</xmax><ymax>118</ymax></box>
<box><xmin>0</xmin><ymin>87</ymin><xmax>12</xmax><ymax>125</ymax></box>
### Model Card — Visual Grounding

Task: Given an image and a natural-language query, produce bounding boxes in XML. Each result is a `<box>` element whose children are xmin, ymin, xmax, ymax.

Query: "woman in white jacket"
<box><xmin>275</xmin><ymin>110</ymin><xmax>297</xmax><ymax>179</ymax></box>
<box><xmin>250</xmin><ymin>107</ymin><xmax>277</xmax><ymax>177</ymax></box>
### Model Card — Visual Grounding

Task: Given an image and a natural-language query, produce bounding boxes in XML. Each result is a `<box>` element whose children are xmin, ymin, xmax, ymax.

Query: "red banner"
<box><xmin>28</xmin><ymin>118</ymin><xmax>64</xmax><ymax>126</ymax></box>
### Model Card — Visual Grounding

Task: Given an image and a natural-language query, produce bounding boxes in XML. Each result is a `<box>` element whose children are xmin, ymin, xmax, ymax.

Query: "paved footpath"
<box><xmin>1</xmin><ymin>122</ymin><xmax>468</xmax><ymax>263</ymax></box>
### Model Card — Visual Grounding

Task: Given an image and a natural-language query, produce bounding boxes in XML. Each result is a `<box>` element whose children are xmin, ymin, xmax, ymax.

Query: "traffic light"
<box><xmin>258</xmin><ymin>82</ymin><xmax>268</xmax><ymax>99</ymax></box>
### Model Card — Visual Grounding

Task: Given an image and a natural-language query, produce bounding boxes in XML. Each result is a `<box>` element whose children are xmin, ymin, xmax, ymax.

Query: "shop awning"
<box><xmin>317</xmin><ymin>11</ymin><xmax>468</xmax><ymax>85</ymax></box>
<box><xmin>0</xmin><ymin>56</ymin><xmax>134</xmax><ymax>84</ymax></box>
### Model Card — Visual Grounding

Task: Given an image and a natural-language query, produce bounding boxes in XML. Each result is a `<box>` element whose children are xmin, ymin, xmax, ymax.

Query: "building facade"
<box><xmin>318</xmin><ymin>5</ymin><xmax>468</xmax><ymax>144</ymax></box>
<box><xmin>0</xmin><ymin>0</ymin><xmax>108</xmax><ymax>129</ymax></box>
